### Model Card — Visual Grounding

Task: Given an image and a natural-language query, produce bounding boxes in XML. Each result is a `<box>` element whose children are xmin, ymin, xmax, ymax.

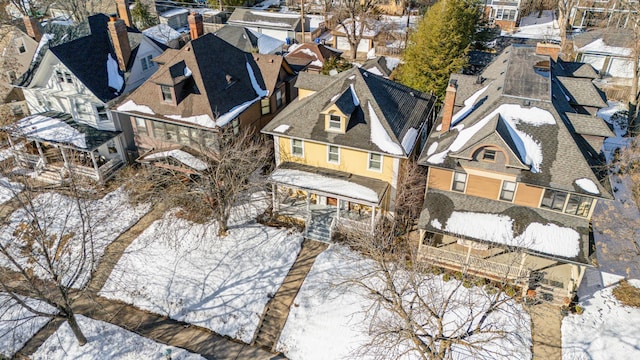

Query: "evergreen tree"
<box><xmin>131</xmin><ymin>1</ymin><xmax>158</xmax><ymax>30</ymax></box>
<box><xmin>397</xmin><ymin>0</ymin><xmax>481</xmax><ymax>101</ymax></box>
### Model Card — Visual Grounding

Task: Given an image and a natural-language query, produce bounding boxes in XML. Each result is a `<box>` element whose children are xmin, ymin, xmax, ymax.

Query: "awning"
<box><xmin>269</xmin><ymin>162</ymin><xmax>388</xmax><ymax>206</ymax></box>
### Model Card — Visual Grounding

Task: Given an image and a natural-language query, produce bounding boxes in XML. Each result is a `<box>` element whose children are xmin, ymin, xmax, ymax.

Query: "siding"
<box><xmin>514</xmin><ymin>183</ymin><xmax>543</xmax><ymax>207</ymax></box>
<box><xmin>466</xmin><ymin>174</ymin><xmax>501</xmax><ymax>199</ymax></box>
<box><xmin>427</xmin><ymin>168</ymin><xmax>453</xmax><ymax>191</ymax></box>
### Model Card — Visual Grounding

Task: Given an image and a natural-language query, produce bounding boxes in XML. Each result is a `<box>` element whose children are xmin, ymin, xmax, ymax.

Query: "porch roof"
<box><xmin>7</xmin><ymin>112</ymin><xmax>121</xmax><ymax>151</ymax></box>
<box><xmin>269</xmin><ymin>162</ymin><xmax>389</xmax><ymax>206</ymax></box>
<box><xmin>418</xmin><ymin>189</ymin><xmax>592</xmax><ymax>265</ymax></box>
<box><xmin>138</xmin><ymin>148</ymin><xmax>209</xmax><ymax>173</ymax></box>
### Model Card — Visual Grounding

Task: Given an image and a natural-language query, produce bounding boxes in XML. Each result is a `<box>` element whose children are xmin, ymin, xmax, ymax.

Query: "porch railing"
<box><xmin>418</xmin><ymin>245</ymin><xmax>530</xmax><ymax>283</ymax></box>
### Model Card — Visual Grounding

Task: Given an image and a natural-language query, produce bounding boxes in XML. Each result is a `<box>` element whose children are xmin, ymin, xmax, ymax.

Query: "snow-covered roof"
<box><xmin>578</xmin><ymin>38</ymin><xmax>632</xmax><ymax>57</ymax></box>
<box><xmin>144</xmin><ymin>149</ymin><xmax>208</xmax><ymax>171</ymax></box>
<box><xmin>143</xmin><ymin>24</ymin><xmax>182</xmax><ymax>45</ymax></box>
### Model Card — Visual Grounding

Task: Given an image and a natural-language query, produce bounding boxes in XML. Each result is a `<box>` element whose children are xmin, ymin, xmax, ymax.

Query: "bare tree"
<box><xmin>334</xmin><ymin>217</ymin><xmax>531</xmax><ymax>360</ymax></box>
<box><xmin>333</xmin><ymin>0</ymin><xmax>380</xmax><ymax>59</ymax></box>
<box><xmin>132</xmin><ymin>127</ymin><xmax>272</xmax><ymax>236</ymax></box>
<box><xmin>557</xmin><ymin>0</ymin><xmax>582</xmax><ymax>49</ymax></box>
<box><xmin>0</xmin><ymin>170</ymin><xmax>98</xmax><ymax>346</ymax></box>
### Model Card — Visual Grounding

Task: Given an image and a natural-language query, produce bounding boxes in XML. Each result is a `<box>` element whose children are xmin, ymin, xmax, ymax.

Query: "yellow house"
<box><xmin>261</xmin><ymin>68</ymin><xmax>436</xmax><ymax>241</ymax></box>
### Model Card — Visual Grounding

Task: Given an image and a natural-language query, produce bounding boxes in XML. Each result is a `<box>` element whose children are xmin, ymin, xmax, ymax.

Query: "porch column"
<box><xmin>35</xmin><ymin>141</ymin><xmax>46</xmax><ymax>164</ymax></box>
<box><xmin>60</xmin><ymin>147</ymin><xmax>70</xmax><ymax>169</ymax></box>
<box><xmin>306</xmin><ymin>192</ymin><xmax>311</xmax><ymax>212</ymax></box>
<box><xmin>336</xmin><ymin>199</ymin><xmax>340</xmax><ymax>219</ymax></box>
<box><xmin>517</xmin><ymin>252</ymin><xmax>528</xmax><ymax>279</ymax></box>
<box><xmin>463</xmin><ymin>244</ymin><xmax>473</xmax><ymax>274</ymax></box>
<box><xmin>89</xmin><ymin>151</ymin><xmax>103</xmax><ymax>183</ymax></box>
<box><xmin>518</xmin><ymin>253</ymin><xmax>529</xmax><ymax>296</ymax></box>
<box><xmin>272</xmin><ymin>184</ymin><xmax>278</xmax><ymax>212</ymax></box>
<box><xmin>370</xmin><ymin>206</ymin><xmax>376</xmax><ymax>233</ymax></box>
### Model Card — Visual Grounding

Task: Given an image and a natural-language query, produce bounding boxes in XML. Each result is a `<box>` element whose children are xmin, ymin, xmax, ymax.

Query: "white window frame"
<box><xmin>275</xmin><ymin>89</ymin><xmax>283</xmax><ymax>108</ymax></box>
<box><xmin>141</xmin><ymin>54</ymin><xmax>154</xmax><ymax>71</ymax></box>
<box><xmin>368</xmin><ymin>152</ymin><xmax>383</xmax><ymax>172</ymax></box>
<box><xmin>499</xmin><ymin>180</ymin><xmax>516</xmax><ymax>202</ymax></box>
<box><xmin>328</xmin><ymin>114</ymin><xmax>341</xmax><ymax>130</ymax></box>
<box><xmin>96</xmin><ymin>105</ymin><xmax>109</xmax><ymax>122</ymax></box>
<box><xmin>452</xmin><ymin>172</ymin><xmax>467</xmax><ymax>193</ymax></box>
<box><xmin>291</xmin><ymin>138</ymin><xmax>304</xmax><ymax>157</ymax></box>
<box><xmin>327</xmin><ymin>145</ymin><xmax>340</xmax><ymax>164</ymax></box>
<box><xmin>135</xmin><ymin>117</ymin><xmax>148</xmax><ymax>135</ymax></box>
<box><xmin>231</xmin><ymin>117</ymin><xmax>240</xmax><ymax>135</ymax></box>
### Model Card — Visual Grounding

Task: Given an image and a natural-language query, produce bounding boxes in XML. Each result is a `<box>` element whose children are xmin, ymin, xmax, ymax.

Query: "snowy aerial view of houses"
<box><xmin>1</xmin><ymin>0</ymin><xmax>640</xmax><ymax>359</ymax></box>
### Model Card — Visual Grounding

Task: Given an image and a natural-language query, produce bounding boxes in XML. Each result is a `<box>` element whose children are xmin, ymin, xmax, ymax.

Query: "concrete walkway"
<box><xmin>529</xmin><ymin>303</ymin><xmax>563</xmax><ymax>360</ymax></box>
<box><xmin>253</xmin><ymin>239</ymin><xmax>328</xmax><ymax>351</ymax></box>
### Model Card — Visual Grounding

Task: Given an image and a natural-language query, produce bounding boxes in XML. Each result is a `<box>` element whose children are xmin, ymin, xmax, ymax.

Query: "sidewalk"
<box><xmin>529</xmin><ymin>303</ymin><xmax>563</xmax><ymax>360</ymax></box>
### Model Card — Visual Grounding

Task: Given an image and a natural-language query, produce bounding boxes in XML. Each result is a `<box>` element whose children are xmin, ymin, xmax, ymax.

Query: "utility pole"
<box><xmin>300</xmin><ymin>0</ymin><xmax>305</xmax><ymax>43</ymax></box>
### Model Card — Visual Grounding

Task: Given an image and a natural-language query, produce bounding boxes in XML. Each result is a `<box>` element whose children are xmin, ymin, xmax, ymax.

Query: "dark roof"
<box><xmin>263</xmin><ymin>68</ymin><xmax>436</xmax><ymax>157</ymax></box>
<box><xmin>418</xmin><ymin>45</ymin><xmax>612</xmax><ymax>198</ymax></box>
<box><xmin>560</xmin><ymin>62</ymin><xmax>598</xmax><ymax>79</ymax></box>
<box><xmin>214</xmin><ymin>26</ymin><xmax>284</xmax><ymax>54</ymax></box>
<box><xmin>418</xmin><ymin>189</ymin><xmax>592</xmax><ymax>264</ymax></box>
<box><xmin>502</xmin><ymin>46</ymin><xmax>550</xmax><ymax>101</ymax></box>
<box><xmin>294</xmin><ymin>71</ymin><xmax>337</xmax><ymax>91</ymax></box>
<box><xmin>285</xmin><ymin>43</ymin><xmax>342</xmax><ymax>71</ymax></box>
<box><xmin>574</xmin><ymin>28</ymin><xmax>635</xmax><ymax>51</ymax></box>
<box><xmin>468</xmin><ymin>51</ymin><xmax>497</xmax><ymax>68</ymax></box>
<box><xmin>8</xmin><ymin>111</ymin><xmax>120</xmax><ymax>150</ymax></box>
<box><xmin>566</xmin><ymin>113</ymin><xmax>615</xmax><ymax>137</ymax></box>
<box><xmin>118</xmin><ymin>33</ymin><xmax>268</xmax><ymax>126</ymax></box>
<box><xmin>556</xmin><ymin>76</ymin><xmax>607</xmax><ymax>108</ymax></box>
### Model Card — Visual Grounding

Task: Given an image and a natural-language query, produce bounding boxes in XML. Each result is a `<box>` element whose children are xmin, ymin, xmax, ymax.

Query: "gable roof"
<box><xmin>262</xmin><ymin>68</ymin><xmax>436</xmax><ymax>157</ymax></box>
<box><xmin>418</xmin><ymin>45</ymin><xmax>612</xmax><ymax>199</ymax></box>
<box><xmin>361</xmin><ymin>56</ymin><xmax>393</xmax><ymax>78</ymax></box>
<box><xmin>285</xmin><ymin>43</ymin><xmax>342</xmax><ymax>71</ymax></box>
<box><xmin>556</xmin><ymin>76</ymin><xmax>607</xmax><ymax>108</ymax></box>
<box><xmin>294</xmin><ymin>71</ymin><xmax>336</xmax><ymax>91</ymax></box>
<box><xmin>252</xmin><ymin>54</ymin><xmax>295</xmax><ymax>95</ymax></box>
<box><xmin>566</xmin><ymin>113</ymin><xmax>615</xmax><ymax>137</ymax></box>
<box><xmin>560</xmin><ymin>62</ymin><xmax>598</xmax><ymax>79</ymax></box>
<box><xmin>117</xmin><ymin>33</ymin><xmax>269</xmax><ymax>129</ymax></box>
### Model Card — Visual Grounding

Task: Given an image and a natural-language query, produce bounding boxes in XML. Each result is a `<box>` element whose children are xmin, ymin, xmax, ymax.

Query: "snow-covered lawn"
<box><xmin>32</xmin><ymin>315</ymin><xmax>204</xmax><ymax>359</ymax></box>
<box><xmin>0</xmin><ymin>187</ymin><xmax>150</xmax><ymax>287</ymax></box>
<box><xmin>277</xmin><ymin>246</ymin><xmax>532</xmax><ymax>360</ymax></box>
<box><xmin>0</xmin><ymin>294</ymin><xmax>54</xmax><ymax>358</ymax></box>
<box><xmin>100</xmin><ymin>194</ymin><xmax>303</xmax><ymax>343</ymax></box>
<box><xmin>0</xmin><ymin>176</ymin><xmax>23</xmax><ymax>204</ymax></box>
<box><xmin>562</xmin><ymin>279</ymin><xmax>640</xmax><ymax>360</ymax></box>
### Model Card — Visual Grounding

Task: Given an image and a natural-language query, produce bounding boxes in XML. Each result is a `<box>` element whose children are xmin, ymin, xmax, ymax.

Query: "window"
<box><xmin>161</xmin><ymin>85</ymin><xmax>173</xmax><ymax>102</ymax></box>
<box><xmin>452</xmin><ymin>172</ymin><xmax>467</xmax><ymax>192</ymax></box>
<box><xmin>96</xmin><ymin>106</ymin><xmax>108</xmax><ymax>122</ymax></box>
<box><xmin>291</xmin><ymin>139</ymin><xmax>303</xmax><ymax>157</ymax></box>
<box><xmin>64</xmin><ymin>72</ymin><xmax>72</xmax><ymax>83</ymax></box>
<box><xmin>564</xmin><ymin>194</ymin><xmax>593</xmax><ymax>217</ymax></box>
<box><xmin>11</xmin><ymin>105</ymin><xmax>24</xmax><ymax>116</ymax></box>
<box><xmin>135</xmin><ymin>117</ymin><xmax>148</xmax><ymax>135</ymax></box>
<box><xmin>55</xmin><ymin>70</ymin><xmax>64</xmax><ymax>83</ymax></box>
<box><xmin>275</xmin><ymin>89</ymin><xmax>283</xmax><ymax>108</ymax></box>
<box><xmin>141</xmin><ymin>55</ymin><xmax>154</xmax><ymax>71</ymax></box>
<box><xmin>496</xmin><ymin>8</ymin><xmax>503</xmax><ymax>19</ymax></box>
<box><xmin>483</xmin><ymin>149</ymin><xmax>496</xmax><ymax>161</ymax></box>
<box><xmin>18</xmin><ymin>40</ymin><xmax>26</xmax><ymax>54</ymax></box>
<box><xmin>261</xmin><ymin>98</ymin><xmax>270</xmax><ymax>115</ymax></box>
<box><xmin>500</xmin><ymin>181</ymin><xmax>516</xmax><ymax>201</ymax></box>
<box><xmin>329</xmin><ymin>114</ymin><xmax>341</xmax><ymax>130</ymax></box>
<box><xmin>165</xmin><ymin>123</ymin><xmax>178</xmax><ymax>141</ymax></box>
<box><xmin>327</xmin><ymin>145</ymin><xmax>340</xmax><ymax>163</ymax></box>
<box><xmin>231</xmin><ymin>117</ymin><xmax>240</xmax><ymax>135</ymax></box>
<box><xmin>6</xmin><ymin>70</ymin><xmax>16</xmax><ymax>82</ymax></box>
<box><xmin>368</xmin><ymin>152</ymin><xmax>382</xmax><ymax>171</ymax></box>
<box><xmin>541</xmin><ymin>189</ymin><xmax>567</xmax><ymax>211</ymax></box>
<box><xmin>76</xmin><ymin>101</ymin><xmax>89</xmax><ymax>114</ymax></box>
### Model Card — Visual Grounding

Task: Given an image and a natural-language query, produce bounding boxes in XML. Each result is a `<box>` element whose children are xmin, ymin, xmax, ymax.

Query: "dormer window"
<box><xmin>56</xmin><ymin>70</ymin><xmax>64</xmax><ymax>83</ymax></box>
<box><xmin>329</xmin><ymin>114</ymin><xmax>341</xmax><ymax>130</ymax></box>
<box><xmin>161</xmin><ymin>85</ymin><xmax>173</xmax><ymax>102</ymax></box>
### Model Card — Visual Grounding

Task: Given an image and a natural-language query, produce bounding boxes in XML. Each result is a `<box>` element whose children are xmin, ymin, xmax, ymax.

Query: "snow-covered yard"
<box><xmin>505</xmin><ymin>10</ymin><xmax>560</xmax><ymax>42</ymax></box>
<box><xmin>562</xmin><ymin>279</ymin><xmax>640</xmax><ymax>360</ymax></box>
<box><xmin>99</xmin><ymin>193</ymin><xmax>303</xmax><ymax>343</ymax></box>
<box><xmin>32</xmin><ymin>315</ymin><xmax>204</xmax><ymax>359</ymax></box>
<box><xmin>0</xmin><ymin>176</ymin><xmax>23</xmax><ymax>204</ymax></box>
<box><xmin>277</xmin><ymin>246</ymin><xmax>532</xmax><ymax>360</ymax></box>
<box><xmin>0</xmin><ymin>187</ymin><xmax>150</xmax><ymax>287</ymax></box>
<box><xmin>0</xmin><ymin>294</ymin><xmax>54</xmax><ymax>358</ymax></box>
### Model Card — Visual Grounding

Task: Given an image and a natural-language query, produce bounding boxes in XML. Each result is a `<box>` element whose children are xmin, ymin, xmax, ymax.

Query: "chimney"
<box><xmin>188</xmin><ymin>12</ymin><xmax>204</xmax><ymax>40</ymax></box>
<box><xmin>116</xmin><ymin>0</ymin><xmax>133</xmax><ymax>28</ymax></box>
<box><xmin>535</xmin><ymin>42</ymin><xmax>561</xmax><ymax>61</ymax></box>
<box><xmin>441</xmin><ymin>80</ymin><xmax>457</xmax><ymax>132</ymax></box>
<box><xmin>23</xmin><ymin>16</ymin><xmax>41</xmax><ymax>42</ymax></box>
<box><xmin>108</xmin><ymin>16</ymin><xmax>132</xmax><ymax>72</ymax></box>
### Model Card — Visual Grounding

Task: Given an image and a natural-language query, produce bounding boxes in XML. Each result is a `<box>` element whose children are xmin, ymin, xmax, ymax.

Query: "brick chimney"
<box><xmin>116</xmin><ymin>0</ymin><xmax>133</xmax><ymax>28</ymax></box>
<box><xmin>188</xmin><ymin>12</ymin><xmax>204</xmax><ymax>40</ymax></box>
<box><xmin>441</xmin><ymin>80</ymin><xmax>457</xmax><ymax>132</ymax></box>
<box><xmin>536</xmin><ymin>42</ymin><xmax>561</xmax><ymax>61</ymax></box>
<box><xmin>108</xmin><ymin>16</ymin><xmax>131</xmax><ymax>72</ymax></box>
<box><xmin>23</xmin><ymin>16</ymin><xmax>41</xmax><ymax>42</ymax></box>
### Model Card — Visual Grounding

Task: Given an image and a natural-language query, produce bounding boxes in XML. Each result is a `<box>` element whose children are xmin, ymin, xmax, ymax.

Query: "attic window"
<box><xmin>64</xmin><ymin>72</ymin><xmax>73</xmax><ymax>83</ymax></box>
<box><xmin>483</xmin><ymin>149</ymin><xmax>496</xmax><ymax>161</ymax></box>
<box><xmin>329</xmin><ymin>114</ymin><xmax>341</xmax><ymax>129</ymax></box>
<box><xmin>55</xmin><ymin>70</ymin><xmax>64</xmax><ymax>83</ymax></box>
<box><xmin>161</xmin><ymin>85</ymin><xmax>173</xmax><ymax>102</ymax></box>
<box><xmin>141</xmin><ymin>55</ymin><xmax>154</xmax><ymax>71</ymax></box>
<box><xmin>18</xmin><ymin>40</ymin><xmax>25</xmax><ymax>54</ymax></box>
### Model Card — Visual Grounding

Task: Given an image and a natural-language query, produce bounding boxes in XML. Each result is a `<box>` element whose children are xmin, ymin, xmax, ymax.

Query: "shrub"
<box><xmin>504</xmin><ymin>285</ymin><xmax>517</xmax><ymax>297</ymax></box>
<box><xmin>474</xmin><ymin>277</ymin><xmax>486</xmax><ymax>287</ymax></box>
<box><xmin>485</xmin><ymin>284</ymin><xmax>498</xmax><ymax>295</ymax></box>
<box><xmin>453</xmin><ymin>271</ymin><xmax>464</xmax><ymax>281</ymax></box>
<box><xmin>612</xmin><ymin>280</ymin><xmax>640</xmax><ymax>308</ymax></box>
<box><xmin>431</xmin><ymin>267</ymin><xmax>443</xmax><ymax>275</ymax></box>
<box><xmin>574</xmin><ymin>305</ymin><xmax>584</xmax><ymax>315</ymax></box>
<box><xmin>443</xmin><ymin>273</ymin><xmax>452</xmax><ymax>282</ymax></box>
<box><xmin>462</xmin><ymin>279</ymin><xmax>473</xmax><ymax>288</ymax></box>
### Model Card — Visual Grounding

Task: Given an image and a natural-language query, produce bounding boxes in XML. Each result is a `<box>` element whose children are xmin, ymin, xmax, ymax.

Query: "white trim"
<box><xmin>291</xmin><ymin>138</ymin><xmax>304</xmax><ymax>157</ymax></box>
<box><xmin>499</xmin><ymin>180</ymin><xmax>517</xmax><ymax>202</ymax></box>
<box><xmin>451</xmin><ymin>171</ymin><xmax>468</xmax><ymax>193</ymax></box>
<box><xmin>327</xmin><ymin>144</ymin><xmax>340</xmax><ymax>164</ymax></box>
<box><xmin>367</xmin><ymin>152</ymin><xmax>383</xmax><ymax>172</ymax></box>
<box><xmin>274</xmin><ymin>136</ymin><xmax>281</xmax><ymax>166</ymax></box>
<box><xmin>390</xmin><ymin>157</ymin><xmax>400</xmax><ymax>213</ymax></box>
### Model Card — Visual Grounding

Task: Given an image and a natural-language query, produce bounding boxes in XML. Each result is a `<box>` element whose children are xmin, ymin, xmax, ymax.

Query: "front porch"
<box><xmin>418</xmin><ymin>231</ymin><xmax>586</xmax><ymax>305</ymax></box>
<box><xmin>5</xmin><ymin>112</ymin><xmax>126</xmax><ymax>184</ymax></box>
<box><xmin>269</xmin><ymin>162</ymin><xmax>389</xmax><ymax>242</ymax></box>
